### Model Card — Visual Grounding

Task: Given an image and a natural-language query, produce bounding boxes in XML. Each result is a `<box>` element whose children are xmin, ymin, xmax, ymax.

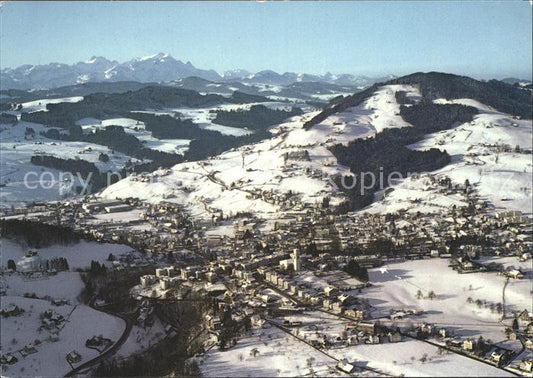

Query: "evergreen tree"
<box><xmin>512</xmin><ymin>316</ymin><xmax>519</xmax><ymax>330</ymax></box>
<box><xmin>343</xmin><ymin>260</ymin><xmax>369</xmax><ymax>282</ymax></box>
<box><xmin>7</xmin><ymin>259</ymin><xmax>16</xmax><ymax>271</ymax></box>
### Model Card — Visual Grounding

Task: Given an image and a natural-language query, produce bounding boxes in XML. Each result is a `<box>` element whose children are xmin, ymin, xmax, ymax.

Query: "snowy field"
<box><xmin>77</xmin><ymin>117</ymin><xmax>191</xmax><ymax>155</ymax></box>
<box><xmin>0</xmin><ymin>296</ymin><xmax>125</xmax><ymax>377</ymax></box>
<box><xmin>332</xmin><ymin>338</ymin><xmax>512</xmax><ymax>377</ymax></box>
<box><xmin>0</xmin><ymin>120</ymin><xmax>140</xmax><ymax>207</ymax></box>
<box><xmin>101</xmin><ymin>87</ymin><xmax>532</xmax><ymax>219</ymax></box>
<box><xmin>1</xmin><ymin>237</ymin><xmax>133</xmax><ymax>270</ymax></box>
<box><xmin>364</xmin><ymin>258</ymin><xmax>531</xmax><ymax>341</ymax></box>
<box><xmin>88</xmin><ymin>208</ymin><xmax>146</xmax><ymax>224</ymax></box>
<box><xmin>1</xmin><ymin>271</ymin><xmax>84</xmax><ymax>303</ymax></box>
<box><xmin>243</xmin><ymin>257</ymin><xmax>530</xmax><ymax>376</ymax></box>
<box><xmin>310</xmin><ymin>92</ymin><xmax>359</xmax><ymax>101</ymax></box>
<box><xmin>137</xmin><ymin>101</ymin><xmax>313</xmax><ymax>137</ymax></box>
<box><xmin>153</xmin><ymin>107</ymin><xmax>253</xmax><ymax>137</ymax></box>
<box><xmin>256</xmin><ymin>254</ymin><xmax>531</xmax><ymax>377</ymax></box>
<box><xmin>411</xmin><ymin>100</ymin><xmax>532</xmax><ymax>214</ymax></box>
<box><xmin>19</xmin><ymin>96</ymin><xmax>84</xmax><ymax>113</ymax></box>
<box><xmin>204</xmin><ymin>222</ymin><xmax>236</xmax><ymax>238</ymax></box>
<box><xmin>198</xmin><ymin>325</ymin><xmax>344</xmax><ymax>377</ymax></box>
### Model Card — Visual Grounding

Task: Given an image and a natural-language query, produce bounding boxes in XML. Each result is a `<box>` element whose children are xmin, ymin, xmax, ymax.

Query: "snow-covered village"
<box><xmin>1</xmin><ymin>2</ymin><xmax>532</xmax><ymax>377</ymax></box>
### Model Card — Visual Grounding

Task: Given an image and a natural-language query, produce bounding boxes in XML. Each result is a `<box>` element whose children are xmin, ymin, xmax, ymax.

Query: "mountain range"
<box><xmin>1</xmin><ymin>53</ymin><xmax>394</xmax><ymax>90</ymax></box>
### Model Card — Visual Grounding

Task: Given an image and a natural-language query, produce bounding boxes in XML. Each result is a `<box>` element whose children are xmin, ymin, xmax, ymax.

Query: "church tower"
<box><xmin>292</xmin><ymin>248</ymin><xmax>300</xmax><ymax>272</ymax></box>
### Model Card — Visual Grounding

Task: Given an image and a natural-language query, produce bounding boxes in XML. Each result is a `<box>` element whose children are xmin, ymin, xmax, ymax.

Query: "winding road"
<box><xmin>64</xmin><ymin>303</ymin><xmax>136</xmax><ymax>377</ymax></box>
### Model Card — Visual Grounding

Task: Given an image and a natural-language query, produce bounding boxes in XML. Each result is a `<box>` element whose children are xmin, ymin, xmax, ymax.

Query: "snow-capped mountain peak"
<box><xmin>84</xmin><ymin>56</ymin><xmax>109</xmax><ymax>64</ymax></box>
<box><xmin>138</xmin><ymin>52</ymin><xmax>171</xmax><ymax>62</ymax></box>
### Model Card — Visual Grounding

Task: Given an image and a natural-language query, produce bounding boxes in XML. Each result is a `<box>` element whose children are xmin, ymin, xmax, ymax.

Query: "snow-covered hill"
<box><xmin>100</xmin><ymin>82</ymin><xmax>532</xmax><ymax>219</ymax></box>
<box><xmin>367</xmin><ymin>99</ymin><xmax>532</xmax><ymax>215</ymax></box>
<box><xmin>0</xmin><ymin>89</ymin><xmax>313</xmax><ymax>207</ymax></box>
<box><xmin>100</xmin><ymin>84</ymin><xmax>422</xmax><ymax>218</ymax></box>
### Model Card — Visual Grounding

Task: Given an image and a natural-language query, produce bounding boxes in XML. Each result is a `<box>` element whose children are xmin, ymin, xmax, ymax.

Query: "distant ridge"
<box><xmin>304</xmin><ymin>72</ymin><xmax>532</xmax><ymax>130</ymax></box>
<box><xmin>388</xmin><ymin>72</ymin><xmax>532</xmax><ymax>119</ymax></box>
<box><xmin>1</xmin><ymin>53</ymin><xmax>393</xmax><ymax>90</ymax></box>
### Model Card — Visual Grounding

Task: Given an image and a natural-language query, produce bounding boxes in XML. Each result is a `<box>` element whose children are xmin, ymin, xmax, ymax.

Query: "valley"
<box><xmin>1</xmin><ymin>67</ymin><xmax>532</xmax><ymax>377</ymax></box>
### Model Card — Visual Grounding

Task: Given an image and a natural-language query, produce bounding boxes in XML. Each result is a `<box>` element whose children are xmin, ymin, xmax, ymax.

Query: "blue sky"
<box><xmin>1</xmin><ymin>1</ymin><xmax>531</xmax><ymax>79</ymax></box>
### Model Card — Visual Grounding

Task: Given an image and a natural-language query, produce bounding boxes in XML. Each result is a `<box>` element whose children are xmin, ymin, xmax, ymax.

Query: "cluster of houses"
<box><xmin>19</xmin><ymin>344</ymin><xmax>38</xmax><ymax>357</ymax></box>
<box><xmin>335</xmin><ymin>205</ymin><xmax>531</xmax><ymax>262</ymax></box>
<box><xmin>40</xmin><ymin>309</ymin><xmax>65</xmax><ymax>330</ymax></box>
<box><xmin>12</xmin><ymin>178</ymin><xmax>530</xmax><ymax>284</ymax></box>
<box><xmin>263</xmin><ymin>267</ymin><xmax>369</xmax><ymax>318</ymax></box>
<box><xmin>306</xmin><ymin>321</ymin><xmax>404</xmax><ymax>350</ymax></box>
<box><xmin>140</xmin><ymin>264</ymin><xmax>215</xmax><ymax>293</ymax></box>
<box><xmin>451</xmin><ymin>256</ymin><xmax>487</xmax><ymax>274</ymax></box>
<box><xmin>244</xmin><ymin>187</ymin><xmax>304</xmax><ymax>211</ymax></box>
<box><xmin>0</xmin><ymin>307</ymin><xmax>57</xmax><ymax>367</ymax></box>
<box><xmin>445</xmin><ymin>336</ymin><xmax>515</xmax><ymax>367</ymax></box>
<box><xmin>106</xmin><ymin>192</ymin><xmax>532</xmax><ymax>369</ymax></box>
<box><xmin>13</xmin><ymin>197</ymin><xmax>201</xmax><ymax>267</ymax></box>
<box><xmin>129</xmin><ymin>168</ymin><xmax>173</xmax><ymax>184</ymax></box>
<box><xmin>407</xmin><ymin>318</ymin><xmax>533</xmax><ymax>373</ymax></box>
<box><xmin>479</xmin><ymin>142</ymin><xmax>533</xmax><ymax>155</ymax></box>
